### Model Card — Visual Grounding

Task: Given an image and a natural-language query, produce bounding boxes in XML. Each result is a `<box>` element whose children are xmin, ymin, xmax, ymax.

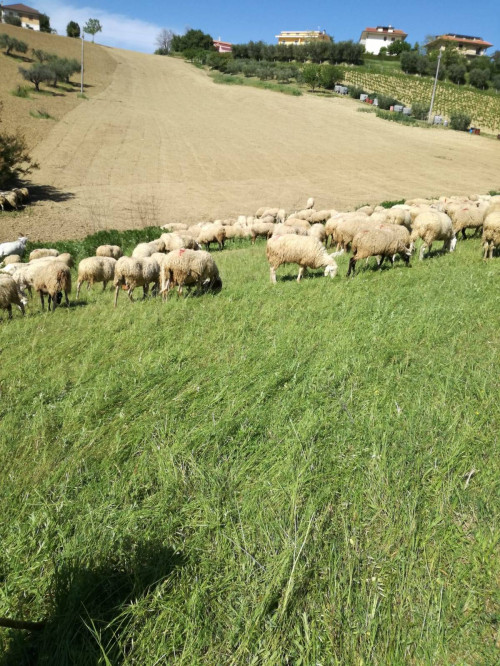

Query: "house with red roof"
<box><xmin>213</xmin><ymin>38</ymin><xmax>232</xmax><ymax>53</ymax></box>
<box><xmin>425</xmin><ymin>34</ymin><xmax>493</xmax><ymax>58</ymax></box>
<box><xmin>0</xmin><ymin>3</ymin><xmax>42</xmax><ymax>30</ymax></box>
<box><xmin>359</xmin><ymin>25</ymin><xmax>408</xmax><ymax>55</ymax></box>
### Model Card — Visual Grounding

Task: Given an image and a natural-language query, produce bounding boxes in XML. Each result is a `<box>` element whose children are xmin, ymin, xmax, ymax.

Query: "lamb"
<box><xmin>0</xmin><ymin>236</ymin><xmax>28</xmax><ymax>260</ymax></box>
<box><xmin>347</xmin><ymin>227</ymin><xmax>412</xmax><ymax>277</ymax></box>
<box><xmin>159</xmin><ymin>232</ymin><xmax>201</xmax><ymax>252</ymax></box>
<box><xmin>251</xmin><ymin>221</ymin><xmax>275</xmax><ymax>244</ymax></box>
<box><xmin>29</xmin><ymin>248</ymin><xmax>59</xmax><ymax>261</ymax></box>
<box><xmin>482</xmin><ymin>212</ymin><xmax>500</xmax><ymax>259</ymax></box>
<box><xmin>2</xmin><ymin>254</ymin><xmax>22</xmax><ymax>265</ymax></box>
<box><xmin>161</xmin><ymin>249</ymin><xmax>222</xmax><ymax>297</ymax></box>
<box><xmin>96</xmin><ymin>245</ymin><xmax>123</xmax><ymax>260</ymax></box>
<box><xmin>132</xmin><ymin>239</ymin><xmax>166</xmax><ymax>258</ymax></box>
<box><xmin>0</xmin><ymin>274</ymin><xmax>27</xmax><ymax>319</ymax></box>
<box><xmin>266</xmin><ymin>235</ymin><xmax>338</xmax><ymax>283</ymax></box>
<box><xmin>197</xmin><ymin>223</ymin><xmax>226</xmax><ymax>251</ymax></box>
<box><xmin>76</xmin><ymin>257</ymin><xmax>117</xmax><ymax>298</ymax></box>
<box><xmin>445</xmin><ymin>203</ymin><xmax>487</xmax><ymax>239</ymax></box>
<box><xmin>113</xmin><ymin>256</ymin><xmax>160</xmax><ymax>307</ymax></box>
<box><xmin>410</xmin><ymin>211</ymin><xmax>456</xmax><ymax>260</ymax></box>
<box><xmin>32</xmin><ymin>261</ymin><xmax>72</xmax><ymax>311</ymax></box>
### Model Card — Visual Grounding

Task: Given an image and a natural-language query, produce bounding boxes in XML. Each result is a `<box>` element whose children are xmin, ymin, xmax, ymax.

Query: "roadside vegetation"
<box><xmin>0</xmin><ymin>225</ymin><xmax>499</xmax><ymax>663</ymax></box>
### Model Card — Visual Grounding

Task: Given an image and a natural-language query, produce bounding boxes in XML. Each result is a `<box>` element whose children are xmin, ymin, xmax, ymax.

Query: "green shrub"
<box><xmin>4</xmin><ymin>14</ymin><xmax>21</xmax><ymax>27</ymax></box>
<box><xmin>302</xmin><ymin>64</ymin><xmax>320</xmax><ymax>91</ymax></box>
<box><xmin>468</xmin><ymin>68</ymin><xmax>490</xmax><ymax>89</ymax></box>
<box><xmin>450</xmin><ymin>112</ymin><xmax>471</xmax><ymax>131</ymax></box>
<box><xmin>411</xmin><ymin>101</ymin><xmax>430</xmax><ymax>120</ymax></box>
<box><xmin>318</xmin><ymin>64</ymin><xmax>342</xmax><ymax>90</ymax></box>
<box><xmin>376</xmin><ymin>109</ymin><xmax>417</xmax><ymax>125</ymax></box>
<box><xmin>19</xmin><ymin>63</ymin><xmax>54</xmax><ymax>91</ymax></box>
<box><xmin>374</xmin><ymin>93</ymin><xmax>399</xmax><ymax>110</ymax></box>
<box><xmin>348</xmin><ymin>85</ymin><xmax>366</xmax><ymax>99</ymax></box>
<box><xmin>66</xmin><ymin>21</ymin><xmax>80</xmax><ymax>38</ymax></box>
<box><xmin>0</xmin><ymin>33</ymin><xmax>28</xmax><ymax>55</ymax></box>
<box><xmin>11</xmin><ymin>85</ymin><xmax>30</xmax><ymax>98</ymax></box>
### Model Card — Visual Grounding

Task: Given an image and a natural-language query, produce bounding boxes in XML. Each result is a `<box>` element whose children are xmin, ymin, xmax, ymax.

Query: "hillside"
<box><xmin>0</xmin><ymin>23</ymin><xmax>116</xmax><ymax>147</ymax></box>
<box><xmin>1</xmin><ymin>48</ymin><xmax>500</xmax><ymax>242</ymax></box>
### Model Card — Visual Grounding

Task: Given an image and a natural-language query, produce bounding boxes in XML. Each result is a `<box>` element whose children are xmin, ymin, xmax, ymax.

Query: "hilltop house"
<box><xmin>275</xmin><ymin>30</ymin><xmax>331</xmax><ymax>46</ymax></box>
<box><xmin>359</xmin><ymin>25</ymin><xmax>408</xmax><ymax>55</ymax></box>
<box><xmin>425</xmin><ymin>34</ymin><xmax>493</xmax><ymax>57</ymax></box>
<box><xmin>213</xmin><ymin>38</ymin><xmax>232</xmax><ymax>53</ymax></box>
<box><xmin>0</xmin><ymin>3</ymin><xmax>41</xmax><ymax>30</ymax></box>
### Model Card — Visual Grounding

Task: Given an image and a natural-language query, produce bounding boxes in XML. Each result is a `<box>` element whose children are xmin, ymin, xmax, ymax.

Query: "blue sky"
<box><xmin>40</xmin><ymin>1</ymin><xmax>499</xmax><ymax>55</ymax></box>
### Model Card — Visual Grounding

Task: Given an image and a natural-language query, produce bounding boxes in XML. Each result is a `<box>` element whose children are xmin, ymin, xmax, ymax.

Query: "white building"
<box><xmin>359</xmin><ymin>25</ymin><xmax>408</xmax><ymax>55</ymax></box>
<box><xmin>0</xmin><ymin>3</ymin><xmax>42</xmax><ymax>30</ymax></box>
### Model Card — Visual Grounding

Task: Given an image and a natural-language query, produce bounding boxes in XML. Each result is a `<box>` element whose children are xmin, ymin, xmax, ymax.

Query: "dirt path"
<box><xmin>4</xmin><ymin>50</ymin><xmax>500</xmax><ymax>241</ymax></box>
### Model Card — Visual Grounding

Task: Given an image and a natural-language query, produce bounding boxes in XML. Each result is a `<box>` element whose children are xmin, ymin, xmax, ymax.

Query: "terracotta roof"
<box><xmin>3</xmin><ymin>4</ymin><xmax>42</xmax><ymax>15</ymax></box>
<box><xmin>428</xmin><ymin>34</ymin><xmax>492</xmax><ymax>48</ymax></box>
<box><xmin>363</xmin><ymin>27</ymin><xmax>407</xmax><ymax>36</ymax></box>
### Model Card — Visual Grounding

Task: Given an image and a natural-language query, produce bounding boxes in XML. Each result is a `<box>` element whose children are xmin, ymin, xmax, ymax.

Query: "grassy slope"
<box><xmin>0</xmin><ymin>236</ymin><xmax>499</xmax><ymax>664</ymax></box>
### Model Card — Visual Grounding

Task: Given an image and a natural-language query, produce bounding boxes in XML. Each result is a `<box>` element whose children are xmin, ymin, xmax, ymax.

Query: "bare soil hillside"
<box><xmin>1</xmin><ymin>48</ymin><xmax>500</xmax><ymax>242</ymax></box>
<box><xmin>0</xmin><ymin>23</ymin><xmax>116</xmax><ymax>147</ymax></box>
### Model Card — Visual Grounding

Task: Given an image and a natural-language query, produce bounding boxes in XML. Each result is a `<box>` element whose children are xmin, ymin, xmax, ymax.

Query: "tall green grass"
<box><xmin>0</xmin><ymin>237</ymin><xmax>499</xmax><ymax>664</ymax></box>
<box><xmin>211</xmin><ymin>72</ymin><xmax>302</xmax><ymax>96</ymax></box>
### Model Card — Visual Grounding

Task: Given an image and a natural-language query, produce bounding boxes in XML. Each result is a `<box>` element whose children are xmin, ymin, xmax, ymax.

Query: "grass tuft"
<box><xmin>29</xmin><ymin>108</ymin><xmax>54</xmax><ymax>119</ymax></box>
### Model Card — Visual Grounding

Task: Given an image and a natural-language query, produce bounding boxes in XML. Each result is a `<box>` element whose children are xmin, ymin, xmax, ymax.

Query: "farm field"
<box><xmin>1</xmin><ymin>47</ymin><xmax>500</xmax><ymax>242</ymax></box>
<box><xmin>0</xmin><ymin>233</ymin><xmax>499</xmax><ymax>663</ymax></box>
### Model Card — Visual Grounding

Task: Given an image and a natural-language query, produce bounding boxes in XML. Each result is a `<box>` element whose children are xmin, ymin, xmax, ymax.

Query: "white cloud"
<box><xmin>41</xmin><ymin>1</ymin><xmax>180</xmax><ymax>53</ymax></box>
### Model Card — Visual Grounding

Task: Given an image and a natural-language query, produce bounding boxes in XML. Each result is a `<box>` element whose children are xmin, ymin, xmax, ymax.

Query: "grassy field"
<box><xmin>0</xmin><ymin>231</ymin><xmax>499</xmax><ymax>664</ymax></box>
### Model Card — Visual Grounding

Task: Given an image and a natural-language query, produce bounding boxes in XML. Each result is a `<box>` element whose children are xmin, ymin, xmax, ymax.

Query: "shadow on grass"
<box><xmin>29</xmin><ymin>185</ymin><xmax>75</xmax><ymax>205</ymax></box>
<box><xmin>5</xmin><ymin>53</ymin><xmax>33</xmax><ymax>63</ymax></box>
<box><xmin>4</xmin><ymin>541</ymin><xmax>186</xmax><ymax>665</ymax></box>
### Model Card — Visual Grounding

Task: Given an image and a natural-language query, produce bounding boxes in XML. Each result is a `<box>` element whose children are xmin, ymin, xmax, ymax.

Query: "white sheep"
<box><xmin>160</xmin><ymin>222</ymin><xmax>188</xmax><ymax>232</ymax></box>
<box><xmin>197</xmin><ymin>223</ymin><xmax>226</xmax><ymax>251</ymax></box>
<box><xmin>32</xmin><ymin>261</ymin><xmax>72</xmax><ymax>311</ymax></box>
<box><xmin>2</xmin><ymin>254</ymin><xmax>22</xmax><ymax>265</ymax></box>
<box><xmin>347</xmin><ymin>226</ymin><xmax>412</xmax><ymax>277</ymax></box>
<box><xmin>410</xmin><ymin>211</ymin><xmax>456</xmax><ymax>260</ymax></box>
<box><xmin>309</xmin><ymin>210</ymin><xmax>333</xmax><ymax>224</ymax></box>
<box><xmin>159</xmin><ymin>233</ymin><xmax>201</xmax><ymax>252</ymax></box>
<box><xmin>444</xmin><ymin>203</ymin><xmax>487</xmax><ymax>239</ymax></box>
<box><xmin>76</xmin><ymin>257</ymin><xmax>117</xmax><ymax>298</ymax></box>
<box><xmin>113</xmin><ymin>256</ymin><xmax>160</xmax><ymax>307</ymax></box>
<box><xmin>0</xmin><ymin>274</ymin><xmax>27</xmax><ymax>319</ymax></box>
<box><xmin>29</xmin><ymin>248</ymin><xmax>59</xmax><ymax>261</ymax></box>
<box><xmin>251</xmin><ymin>220</ymin><xmax>275</xmax><ymax>244</ymax></box>
<box><xmin>131</xmin><ymin>239</ymin><xmax>166</xmax><ymax>258</ymax></box>
<box><xmin>482</xmin><ymin>212</ymin><xmax>500</xmax><ymax>259</ymax></box>
<box><xmin>0</xmin><ymin>236</ymin><xmax>28</xmax><ymax>260</ymax></box>
<box><xmin>96</xmin><ymin>245</ymin><xmax>123</xmax><ymax>260</ymax></box>
<box><xmin>305</xmin><ymin>197</ymin><xmax>315</xmax><ymax>209</ymax></box>
<box><xmin>309</xmin><ymin>223</ymin><xmax>326</xmax><ymax>244</ymax></box>
<box><xmin>266</xmin><ymin>235</ymin><xmax>339</xmax><ymax>283</ymax></box>
<box><xmin>161</xmin><ymin>249</ymin><xmax>222</xmax><ymax>297</ymax></box>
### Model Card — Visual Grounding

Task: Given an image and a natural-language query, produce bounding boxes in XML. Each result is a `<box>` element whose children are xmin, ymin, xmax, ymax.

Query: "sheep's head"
<box><xmin>324</xmin><ymin>264</ymin><xmax>337</xmax><ymax>278</ymax></box>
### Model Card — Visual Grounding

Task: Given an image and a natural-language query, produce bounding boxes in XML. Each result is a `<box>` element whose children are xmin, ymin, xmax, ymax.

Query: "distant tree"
<box><xmin>155</xmin><ymin>28</ymin><xmax>174</xmax><ymax>54</ymax></box>
<box><xmin>387</xmin><ymin>40</ymin><xmax>411</xmax><ymax>56</ymax></box>
<box><xmin>302</xmin><ymin>63</ymin><xmax>320</xmax><ymax>91</ymax></box>
<box><xmin>66</xmin><ymin>21</ymin><xmax>80</xmax><ymax>38</ymax></box>
<box><xmin>0</xmin><ymin>102</ymin><xmax>39</xmax><ymax>187</ymax></box>
<box><xmin>447</xmin><ymin>63</ymin><xmax>466</xmax><ymax>85</ymax></box>
<box><xmin>83</xmin><ymin>18</ymin><xmax>102</xmax><ymax>43</ymax></box>
<box><xmin>4</xmin><ymin>14</ymin><xmax>22</xmax><ymax>26</ymax></box>
<box><xmin>31</xmin><ymin>48</ymin><xmax>52</xmax><ymax>62</ymax></box>
<box><xmin>318</xmin><ymin>64</ymin><xmax>341</xmax><ymax>89</ymax></box>
<box><xmin>0</xmin><ymin>34</ymin><xmax>28</xmax><ymax>56</ymax></box>
<box><xmin>171</xmin><ymin>29</ymin><xmax>214</xmax><ymax>53</ymax></box>
<box><xmin>379</xmin><ymin>47</ymin><xmax>388</xmax><ymax>56</ymax></box>
<box><xmin>491</xmin><ymin>74</ymin><xmax>500</xmax><ymax>91</ymax></box>
<box><xmin>39</xmin><ymin>14</ymin><xmax>52</xmax><ymax>33</ymax></box>
<box><xmin>469</xmin><ymin>67</ymin><xmax>490</xmax><ymax>89</ymax></box>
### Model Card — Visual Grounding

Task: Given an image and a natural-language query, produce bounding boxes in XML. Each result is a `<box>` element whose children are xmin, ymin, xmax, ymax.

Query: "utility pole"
<box><xmin>80</xmin><ymin>32</ymin><xmax>84</xmax><ymax>94</ymax></box>
<box><xmin>428</xmin><ymin>48</ymin><xmax>442</xmax><ymax>123</ymax></box>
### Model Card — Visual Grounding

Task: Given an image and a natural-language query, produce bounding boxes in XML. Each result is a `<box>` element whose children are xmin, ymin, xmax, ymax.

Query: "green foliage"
<box><xmin>380</xmin><ymin>199</ymin><xmax>406</xmax><ymax>208</ymax></box>
<box><xmin>0</xmin><ymin>33</ymin><xmax>28</xmax><ymax>55</ymax></box>
<box><xmin>39</xmin><ymin>13</ymin><xmax>52</xmax><ymax>33</ymax></box>
<box><xmin>31</xmin><ymin>48</ymin><xmax>52</xmax><ymax>63</ymax></box>
<box><xmin>66</xmin><ymin>21</ymin><xmax>81</xmax><ymax>38</ymax></box>
<box><xmin>387</xmin><ymin>39</ymin><xmax>411</xmax><ymax>56</ymax></box>
<box><xmin>450</xmin><ymin>112</ymin><xmax>471</xmax><ymax>131</ymax></box>
<box><xmin>211</xmin><ymin>72</ymin><xmax>302</xmax><ymax>96</ymax></box>
<box><xmin>0</xmin><ymin>103</ymin><xmax>39</xmax><ymax>186</ymax></box>
<box><xmin>0</xmin><ymin>235</ymin><xmax>498</xmax><ymax>663</ymax></box>
<box><xmin>11</xmin><ymin>84</ymin><xmax>30</xmax><ymax>98</ymax></box>
<box><xmin>4</xmin><ymin>14</ymin><xmax>21</xmax><ymax>27</ymax></box>
<box><xmin>83</xmin><ymin>18</ymin><xmax>102</xmax><ymax>42</ymax></box>
<box><xmin>19</xmin><ymin>63</ymin><xmax>54</xmax><ymax>90</ymax></box>
<box><xmin>231</xmin><ymin>39</ymin><xmax>364</xmax><ymax>65</ymax></box>
<box><xmin>375</xmin><ymin>108</ymin><xmax>418</xmax><ymax>125</ymax></box>
<box><xmin>468</xmin><ymin>68</ymin><xmax>490</xmax><ymax>89</ymax></box>
<box><xmin>29</xmin><ymin>108</ymin><xmax>53</xmax><ymax>119</ymax></box>
<box><xmin>447</xmin><ymin>63</ymin><xmax>466</xmax><ymax>85</ymax></box>
<box><xmin>302</xmin><ymin>63</ymin><xmax>320</xmax><ymax>91</ymax></box>
<box><xmin>373</xmin><ymin>93</ymin><xmax>399</xmax><ymax>110</ymax></box>
<box><xmin>318</xmin><ymin>64</ymin><xmax>342</xmax><ymax>90</ymax></box>
<box><xmin>348</xmin><ymin>85</ymin><xmax>366</xmax><ymax>99</ymax></box>
<box><xmin>492</xmin><ymin>75</ymin><xmax>500</xmax><ymax>92</ymax></box>
<box><xmin>411</xmin><ymin>101</ymin><xmax>430</xmax><ymax>120</ymax></box>
<box><xmin>171</xmin><ymin>28</ymin><xmax>214</xmax><ymax>53</ymax></box>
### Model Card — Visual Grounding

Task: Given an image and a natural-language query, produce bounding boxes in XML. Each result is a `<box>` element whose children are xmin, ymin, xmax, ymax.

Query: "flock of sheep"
<box><xmin>0</xmin><ymin>192</ymin><xmax>499</xmax><ymax>320</ymax></box>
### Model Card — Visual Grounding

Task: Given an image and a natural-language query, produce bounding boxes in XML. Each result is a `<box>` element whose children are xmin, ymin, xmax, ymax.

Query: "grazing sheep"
<box><xmin>2</xmin><ymin>190</ymin><xmax>20</xmax><ymax>210</ymax></box>
<box><xmin>96</xmin><ymin>245</ymin><xmax>123</xmax><ymax>260</ymax></box>
<box><xmin>445</xmin><ymin>203</ymin><xmax>487</xmax><ymax>239</ymax></box>
<box><xmin>197</xmin><ymin>223</ymin><xmax>226</xmax><ymax>251</ymax></box>
<box><xmin>0</xmin><ymin>236</ymin><xmax>28</xmax><ymax>260</ymax></box>
<box><xmin>224</xmin><ymin>225</ymin><xmax>252</xmax><ymax>241</ymax></box>
<box><xmin>305</xmin><ymin>197</ymin><xmax>314</xmax><ymax>209</ymax></box>
<box><xmin>272</xmin><ymin>224</ymin><xmax>299</xmax><ymax>238</ymax></box>
<box><xmin>266</xmin><ymin>235</ymin><xmax>339</xmax><ymax>283</ymax></box>
<box><xmin>410</xmin><ymin>211</ymin><xmax>456</xmax><ymax>260</ymax></box>
<box><xmin>113</xmin><ymin>256</ymin><xmax>160</xmax><ymax>307</ymax></box>
<box><xmin>255</xmin><ymin>206</ymin><xmax>272</xmax><ymax>218</ymax></box>
<box><xmin>160</xmin><ymin>222</ymin><xmax>188</xmax><ymax>232</ymax></box>
<box><xmin>284</xmin><ymin>217</ymin><xmax>311</xmax><ymax>231</ymax></box>
<box><xmin>251</xmin><ymin>221</ymin><xmax>275</xmax><ymax>244</ymax></box>
<box><xmin>29</xmin><ymin>248</ymin><xmax>59</xmax><ymax>261</ymax></box>
<box><xmin>159</xmin><ymin>233</ymin><xmax>201</xmax><ymax>252</ymax></box>
<box><xmin>32</xmin><ymin>261</ymin><xmax>72</xmax><ymax>311</ymax></box>
<box><xmin>309</xmin><ymin>223</ymin><xmax>326</xmax><ymax>243</ymax></box>
<box><xmin>309</xmin><ymin>210</ymin><xmax>333</xmax><ymax>224</ymax></box>
<box><xmin>0</xmin><ymin>274</ymin><xmax>27</xmax><ymax>319</ymax></box>
<box><xmin>331</xmin><ymin>215</ymin><xmax>375</xmax><ymax>251</ymax></box>
<box><xmin>161</xmin><ymin>249</ymin><xmax>222</xmax><ymax>297</ymax></box>
<box><xmin>482</xmin><ymin>212</ymin><xmax>500</xmax><ymax>259</ymax></box>
<box><xmin>76</xmin><ymin>257</ymin><xmax>117</xmax><ymax>298</ymax></box>
<box><xmin>384</xmin><ymin>207</ymin><xmax>412</xmax><ymax>229</ymax></box>
<box><xmin>356</xmin><ymin>205</ymin><xmax>374</xmax><ymax>215</ymax></box>
<box><xmin>2</xmin><ymin>254</ymin><xmax>22</xmax><ymax>265</ymax></box>
<box><xmin>132</xmin><ymin>239</ymin><xmax>166</xmax><ymax>258</ymax></box>
<box><xmin>13</xmin><ymin>187</ymin><xmax>29</xmax><ymax>203</ymax></box>
<box><xmin>347</xmin><ymin>227</ymin><xmax>412</xmax><ymax>277</ymax></box>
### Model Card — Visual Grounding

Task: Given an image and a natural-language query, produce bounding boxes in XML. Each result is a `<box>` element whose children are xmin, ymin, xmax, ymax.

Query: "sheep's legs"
<box><xmin>297</xmin><ymin>267</ymin><xmax>305</xmax><ymax>282</ymax></box>
<box><xmin>64</xmin><ymin>290</ymin><xmax>70</xmax><ymax>307</ymax></box>
<box><xmin>419</xmin><ymin>243</ymin><xmax>427</xmax><ymax>260</ymax></box>
<box><xmin>76</xmin><ymin>280</ymin><xmax>82</xmax><ymax>298</ymax></box>
<box><xmin>7</xmin><ymin>304</ymin><xmax>12</xmax><ymax>320</ymax></box>
<box><xmin>40</xmin><ymin>292</ymin><xmax>45</xmax><ymax>311</ymax></box>
<box><xmin>270</xmin><ymin>266</ymin><xmax>277</xmax><ymax>284</ymax></box>
<box><xmin>346</xmin><ymin>257</ymin><xmax>357</xmax><ymax>277</ymax></box>
<box><xmin>114</xmin><ymin>285</ymin><xmax>120</xmax><ymax>308</ymax></box>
